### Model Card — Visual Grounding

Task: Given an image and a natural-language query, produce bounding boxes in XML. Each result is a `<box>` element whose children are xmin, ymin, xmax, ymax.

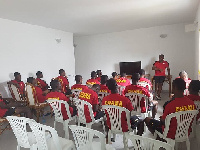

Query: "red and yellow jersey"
<box><xmin>56</xmin><ymin>76</ymin><xmax>69</xmax><ymax>94</ymax></box>
<box><xmin>0</xmin><ymin>99</ymin><xmax>7</xmax><ymax>118</ymax></box>
<box><xmin>86</xmin><ymin>79</ymin><xmax>100</xmax><ymax>86</ymax></box>
<box><xmin>186</xmin><ymin>94</ymin><xmax>200</xmax><ymax>120</ymax></box>
<box><xmin>139</xmin><ymin>77</ymin><xmax>152</xmax><ymax>88</ymax></box>
<box><xmin>116</xmin><ymin>77</ymin><xmax>131</xmax><ymax>86</ymax></box>
<box><xmin>36</xmin><ymin>78</ymin><xmax>48</xmax><ymax>91</ymax></box>
<box><xmin>96</xmin><ymin>77</ymin><xmax>101</xmax><ymax>82</ymax></box>
<box><xmin>153</xmin><ymin>61</ymin><xmax>169</xmax><ymax>76</ymax></box>
<box><xmin>11</xmin><ymin>80</ymin><xmax>25</xmax><ymax>95</ymax></box>
<box><xmin>71</xmin><ymin>84</ymin><xmax>88</xmax><ymax>91</ymax></box>
<box><xmin>34</xmin><ymin>86</ymin><xmax>46</xmax><ymax>103</ymax></box>
<box><xmin>99</xmin><ymin>84</ymin><xmax>111</xmax><ymax>94</ymax></box>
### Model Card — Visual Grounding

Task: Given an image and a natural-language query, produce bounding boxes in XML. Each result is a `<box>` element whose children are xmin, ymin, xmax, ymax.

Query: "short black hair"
<box><xmin>59</xmin><ymin>69</ymin><xmax>65</xmax><ymax>74</ymax></box>
<box><xmin>138</xmin><ymin>69</ymin><xmax>145</xmax><ymax>76</ymax></box>
<box><xmin>36</xmin><ymin>71</ymin><xmax>42</xmax><ymax>76</ymax></box>
<box><xmin>27</xmin><ymin>77</ymin><xmax>34</xmax><ymax>84</ymax></box>
<box><xmin>96</xmin><ymin>70</ymin><xmax>101</xmax><ymax>74</ymax></box>
<box><xmin>75</xmin><ymin>75</ymin><xmax>82</xmax><ymax>83</ymax></box>
<box><xmin>91</xmin><ymin>71</ymin><xmax>97</xmax><ymax>78</ymax></box>
<box><xmin>101</xmin><ymin>75</ymin><xmax>108</xmax><ymax>85</ymax></box>
<box><xmin>172</xmin><ymin>78</ymin><xmax>186</xmax><ymax>92</ymax></box>
<box><xmin>189</xmin><ymin>80</ymin><xmax>200</xmax><ymax>92</ymax></box>
<box><xmin>92</xmin><ymin>84</ymin><xmax>100</xmax><ymax>89</ymax></box>
<box><xmin>132</xmin><ymin>73</ymin><xmax>140</xmax><ymax>82</ymax></box>
<box><xmin>107</xmin><ymin>78</ymin><xmax>117</xmax><ymax>91</ymax></box>
<box><xmin>50</xmin><ymin>79</ymin><xmax>59</xmax><ymax>90</ymax></box>
<box><xmin>120</xmin><ymin>72</ymin><xmax>126</xmax><ymax>77</ymax></box>
<box><xmin>14</xmin><ymin>72</ymin><xmax>20</xmax><ymax>77</ymax></box>
<box><xmin>112</xmin><ymin>72</ymin><xmax>117</xmax><ymax>78</ymax></box>
<box><xmin>159</xmin><ymin>54</ymin><xmax>164</xmax><ymax>58</ymax></box>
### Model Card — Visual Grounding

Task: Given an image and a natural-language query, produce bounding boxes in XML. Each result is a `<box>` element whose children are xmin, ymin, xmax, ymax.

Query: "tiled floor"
<box><xmin>0</xmin><ymin>91</ymin><xmax>199</xmax><ymax>150</ymax></box>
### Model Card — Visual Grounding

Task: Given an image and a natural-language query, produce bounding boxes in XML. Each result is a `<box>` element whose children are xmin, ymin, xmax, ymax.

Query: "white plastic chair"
<box><xmin>126</xmin><ymin>132</ymin><xmax>174</xmax><ymax>150</ymax></box>
<box><xmin>137</xmin><ymin>81</ymin><xmax>151</xmax><ymax>91</ymax></box>
<box><xmin>71</xmin><ymin>89</ymin><xmax>82</xmax><ymax>99</ymax></box>
<box><xmin>47</xmin><ymin>99</ymin><xmax>76</xmax><ymax>139</ymax></box>
<box><xmin>154</xmin><ymin>110</ymin><xmax>198</xmax><ymax>150</ymax></box>
<box><xmin>118</xmin><ymin>86</ymin><xmax>126</xmax><ymax>95</ymax></box>
<box><xmin>98</xmin><ymin>92</ymin><xmax>110</xmax><ymax>110</ymax></box>
<box><xmin>29</xmin><ymin>121</ymin><xmax>75</xmax><ymax>150</ymax></box>
<box><xmin>102</xmin><ymin>105</ymin><xmax>132</xmax><ymax>149</ymax></box>
<box><xmin>69</xmin><ymin>125</ymin><xmax>115</xmax><ymax>150</ymax></box>
<box><xmin>6</xmin><ymin>116</ymin><xmax>37</xmax><ymax>150</ymax></box>
<box><xmin>86</xmin><ymin>84</ymin><xmax>93</xmax><ymax>88</ymax></box>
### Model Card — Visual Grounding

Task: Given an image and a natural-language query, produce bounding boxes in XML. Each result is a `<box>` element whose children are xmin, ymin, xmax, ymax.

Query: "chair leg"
<box><xmin>64</xmin><ymin>121</ymin><xmax>69</xmax><ymax>139</ymax></box>
<box><xmin>17</xmin><ymin>145</ymin><xmax>20</xmax><ymax>150</ymax></box>
<box><xmin>123</xmin><ymin>133</ymin><xmax>129</xmax><ymax>150</ymax></box>
<box><xmin>108</xmin><ymin>130</ymin><xmax>111</xmax><ymax>144</ymax></box>
<box><xmin>186</xmin><ymin>139</ymin><xmax>190</xmax><ymax>150</ymax></box>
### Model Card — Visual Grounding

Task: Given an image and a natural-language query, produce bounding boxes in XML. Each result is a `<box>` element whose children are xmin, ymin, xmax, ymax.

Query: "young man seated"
<box><xmin>36</xmin><ymin>71</ymin><xmax>49</xmax><ymax>91</ymax></box>
<box><xmin>71</xmin><ymin>75</ymin><xmax>88</xmax><ymax>91</ymax></box>
<box><xmin>46</xmin><ymin>80</ymin><xmax>77</xmax><ymax>119</ymax></box>
<box><xmin>0</xmin><ymin>93</ymin><xmax>32</xmax><ymax>119</ymax></box>
<box><xmin>116</xmin><ymin>72</ymin><xmax>131</xmax><ymax>87</ymax></box>
<box><xmin>27</xmin><ymin>77</ymin><xmax>49</xmax><ymax>103</ymax></box>
<box><xmin>78</xmin><ymin>84</ymin><xmax>104</xmax><ymax>123</ymax></box>
<box><xmin>7</xmin><ymin>72</ymin><xmax>25</xmax><ymax>97</ymax></box>
<box><xmin>124</xmin><ymin>73</ymin><xmax>157</xmax><ymax>118</ymax></box>
<box><xmin>138</xmin><ymin>69</ymin><xmax>152</xmax><ymax>90</ymax></box>
<box><xmin>102</xmin><ymin>78</ymin><xmax>144</xmax><ymax>136</ymax></box>
<box><xmin>86</xmin><ymin>71</ymin><xmax>100</xmax><ymax>86</ymax></box>
<box><xmin>144</xmin><ymin>78</ymin><xmax>195</xmax><ymax>140</ymax></box>
<box><xmin>100</xmin><ymin>75</ymin><xmax>110</xmax><ymax>94</ymax></box>
<box><xmin>96</xmin><ymin>70</ymin><xmax>102</xmax><ymax>82</ymax></box>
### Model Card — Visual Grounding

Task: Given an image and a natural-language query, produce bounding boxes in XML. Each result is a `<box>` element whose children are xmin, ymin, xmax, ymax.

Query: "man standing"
<box><xmin>152</xmin><ymin>54</ymin><xmax>170</xmax><ymax>100</ymax></box>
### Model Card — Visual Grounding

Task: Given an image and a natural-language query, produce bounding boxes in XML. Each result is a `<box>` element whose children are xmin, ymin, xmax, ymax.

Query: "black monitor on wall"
<box><xmin>119</xmin><ymin>61</ymin><xmax>141</xmax><ymax>75</ymax></box>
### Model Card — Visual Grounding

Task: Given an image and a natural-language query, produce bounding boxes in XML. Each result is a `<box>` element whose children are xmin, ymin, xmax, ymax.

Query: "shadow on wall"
<box><xmin>0</xmin><ymin>81</ymin><xmax>11</xmax><ymax>98</ymax></box>
<box><xmin>143</xmin><ymin>56</ymin><xmax>157</xmax><ymax>79</ymax></box>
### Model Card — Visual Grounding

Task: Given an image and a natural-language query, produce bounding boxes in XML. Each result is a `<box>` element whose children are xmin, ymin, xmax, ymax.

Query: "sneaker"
<box><xmin>156</xmin><ymin>95</ymin><xmax>161</xmax><ymax>100</ymax></box>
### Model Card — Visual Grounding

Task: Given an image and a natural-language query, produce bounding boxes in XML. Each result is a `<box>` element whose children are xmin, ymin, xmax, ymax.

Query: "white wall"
<box><xmin>74</xmin><ymin>23</ymin><xmax>195</xmax><ymax>90</ymax></box>
<box><xmin>0</xmin><ymin>18</ymin><xmax>75</xmax><ymax>98</ymax></box>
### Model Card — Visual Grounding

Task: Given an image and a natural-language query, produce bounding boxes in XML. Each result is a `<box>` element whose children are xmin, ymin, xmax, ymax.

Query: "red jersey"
<box><xmin>139</xmin><ymin>77</ymin><xmax>152</xmax><ymax>89</ymax></box>
<box><xmin>100</xmin><ymin>84</ymin><xmax>111</xmax><ymax>94</ymax></box>
<box><xmin>186</xmin><ymin>94</ymin><xmax>200</xmax><ymax>120</ymax></box>
<box><xmin>102</xmin><ymin>93</ymin><xmax>133</xmax><ymax>132</ymax></box>
<box><xmin>124</xmin><ymin>85</ymin><xmax>151</xmax><ymax>113</ymax></box>
<box><xmin>36</xmin><ymin>78</ymin><xmax>48</xmax><ymax>91</ymax></box>
<box><xmin>0</xmin><ymin>99</ymin><xmax>7</xmax><ymax>117</ymax></box>
<box><xmin>78</xmin><ymin>88</ymin><xmax>99</xmax><ymax>123</ymax></box>
<box><xmin>56</xmin><ymin>76</ymin><xmax>69</xmax><ymax>94</ymax></box>
<box><xmin>116</xmin><ymin>77</ymin><xmax>131</xmax><ymax>86</ymax></box>
<box><xmin>71</xmin><ymin>84</ymin><xmax>88</xmax><ymax>91</ymax></box>
<box><xmin>46</xmin><ymin>91</ymin><xmax>73</xmax><ymax>120</ymax></box>
<box><xmin>11</xmin><ymin>80</ymin><xmax>25</xmax><ymax>95</ymax></box>
<box><xmin>34</xmin><ymin>86</ymin><xmax>46</xmax><ymax>103</ymax></box>
<box><xmin>153</xmin><ymin>61</ymin><xmax>169</xmax><ymax>76</ymax></box>
<box><xmin>161</xmin><ymin>97</ymin><xmax>195</xmax><ymax>139</ymax></box>
<box><xmin>86</xmin><ymin>79</ymin><xmax>100</xmax><ymax>86</ymax></box>
<box><xmin>96</xmin><ymin>77</ymin><xmax>101</xmax><ymax>82</ymax></box>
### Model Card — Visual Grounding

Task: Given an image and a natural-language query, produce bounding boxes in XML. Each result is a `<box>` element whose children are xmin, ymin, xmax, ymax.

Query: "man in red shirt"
<box><xmin>152</xmin><ymin>54</ymin><xmax>170</xmax><ymax>100</ymax></box>
<box><xmin>36</xmin><ymin>71</ymin><xmax>49</xmax><ymax>91</ymax></box>
<box><xmin>27</xmin><ymin>77</ymin><xmax>49</xmax><ymax>103</ymax></box>
<box><xmin>116</xmin><ymin>73</ymin><xmax>131</xmax><ymax>87</ymax></box>
<box><xmin>138</xmin><ymin>69</ymin><xmax>152</xmax><ymax>90</ymax></box>
<box><xmin>46</xmin><ymin>80</ymin><xmax>76</xmax><ymax>120</ymax></box>
<box><xmin>144</xmin><ymin>78</ymin><xmax>195</xmax><ymax>139</ymax></box>
<box><xmin>96</xmin><ymin>70</ymin><xmax>102</xmax><ymax>82</ymax></box>
<box><xmin>100</xmin><ymin>75</ymin><xmax>110</xmax><ymax>94</ymax></box>
<box><xmin>86</xmin><ymin>71</ymin><xmax>100</xmax><ymax>87</ymax></box>
<box><xmin>56</xmin><ymin>69</ymin><xmax>70</xmax><ymax>95</ymax></box>
<box><xmin>71</xmin><ymin>75</ymin><xmax>88</xmax><ymax>91</ymax></box>
<box><xmin>8</xmin><ymin>72</ymin><xmax>25</xmax><ymax>97</ymax></box>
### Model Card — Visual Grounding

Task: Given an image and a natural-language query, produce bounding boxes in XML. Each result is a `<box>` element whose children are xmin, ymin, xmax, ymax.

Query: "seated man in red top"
<box><xmin>27</xmin><ymin>77</ymin><xmax>49</xmax><ymax>103</ymax></box>
<box><xmin>102</xmin><ymin>79</ymin><xmax>144</xmax><ymax>137</ymax></box>
<box><xmin>152</xmin><ymin>54</ymin><xmax>170</xmax><ymax>100</ymax></box>
<box><xmin>111</xmin><ymin>72</ymin><xmax>118</xmax><ymax>80</ymax></box>
<box><xmin>116</xmin><ymin>73</ymin><xmax>131</xmax><ymax>87</ymax></box>
<box><xmin>100</xmin><ymin>75</ymin><xmax>110</xmax><ymax>94</ymax></box>
<box><xmin>71</xmin><ymin>75</ymin><xmax>88</xmax><ymax>91</ymax></box>
<box><xmin>96</xmin><ymin>70</ymin><xmax>102</xmax><ymax>82</ymax></box>
<box><xmin>36</xmin><ymin>71</ymin><xmax>49</xmax><ymax>91</ymax></box>
<box><xmin>46</xmin><ymin>80</ymin><xmax>77</xmax><ymax>119</ymax></box>
<box><xmin>8</xmin><ymin>72</ymin><xmax>25</xmax><ymax>97</ymax></box>
<box><xmin>86</xmin><ymin>71</ymin><xmax>100</xmax><ymax>87</ymax></box>
<box><xmin>144</xmin><ymin>78</ymin><xmax>195</xmax><ymax>140</ymax></box>
<box><xmin>138</xmin><ymin>69</ymin><xmax>152</xmax><ymax>90</ymax></box>
<box><xmin>78</xmin><ymin>84</ymin><xmax>104</xmax><ymax>123</ymax></box>
<box><xmin>124</xmin><ymin>73</ymin><xmax>157</xmax><ymax>118</ymax></box>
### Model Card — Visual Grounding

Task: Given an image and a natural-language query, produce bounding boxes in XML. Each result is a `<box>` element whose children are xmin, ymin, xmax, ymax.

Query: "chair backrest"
<box><xmin>8</xmin><ymin>84</ymin><xmax>23</xmax><ymax>102</ymax></box>
<box><xmin>126</xmin><ymin>133</ymin><xmax>173</xmax><ymax>150</ymax></box>
<box><xmin>194</xmin><ymin>101</ymin><xmax>200</xmax><ymax>111</ymax></box>
<box><xmin>137</xmin><ymin>81</ymin><xmax>151</xmax><ymax>91</ymax></box>
<box><xmin>29</xmin><ymin>121</ymin><xmax>62</xmax><ymax>150</ymax></box>
<box><xmin>125</xmin><ymin>93</ymin><xmax>149</xmax><ymax>115</ymax></box>
<box><xmin>86</xmin><ymin>84</ymin><xmax>93</xmax><ymax>88</ymax></box>
<box><xmin>6</xmin><ymin>116</ymin><xmax>35</xmax><ymax>148</ymax></box>
<box><xmin>69</xmin><ymin>125</ymin><xmax>106</xmax><ymax>150</ymax></box>
<box><xmin>102</xmin><ymin>105</ymin><xmax>131</xmax><ymax>133</ymax></box>
<box><xmin>76</xmin><ymin>99</ymin><xmax>95</xmax><ymax>124</ymax></box>
<box><xmin>118</xmin><ymin>86</ymin><xmax>126</xmax><ymax>95</ymax></box>
<box><xmin>26</xmin><ymin>83</ymin><xmax>38</xmax><ymax>106</ymax></box>
<box><xmin>47</xmin><ymin>99</ymin><xmax>72</xmax><ymax>123</ymax></box>
<box><xmin>71</xmin><ymin>89</ymin><xmax>82</xmax><ymax>99</ymax></box>
<box><xmin>98</xmin><ymin>92</ymin><xmax>109</xmax><ymax>102</ymax></box>
<box><xmin>163</xmin><ymin>110</ymin><xmax>198</xmax><ymax>142</ymax></box>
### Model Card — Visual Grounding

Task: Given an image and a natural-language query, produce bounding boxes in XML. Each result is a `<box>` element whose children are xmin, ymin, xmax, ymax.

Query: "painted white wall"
<box><xmin>74</xmin><ymin>23</ymin><xmax>195</xmax><ymax>90</ymax></box>
<box><xmin>0</xmin><ymin>18</ymin><xmax>75</xmax><ymax>98</ymax></box>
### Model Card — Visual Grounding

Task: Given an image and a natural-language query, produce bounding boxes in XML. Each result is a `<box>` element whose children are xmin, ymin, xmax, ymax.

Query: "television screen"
<box><xmin>119</xmin><ymin>61</ymin><xmax>141</xmax><ymax>75</ymax></box>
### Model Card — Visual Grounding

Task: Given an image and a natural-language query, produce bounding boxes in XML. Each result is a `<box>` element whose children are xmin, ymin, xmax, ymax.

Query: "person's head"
<box><xmin>138</xmin><ymin>69</ymin><xmax>145</xmax><ymax>77</ymax></box>
<box><xmin>27</xmin><ymin>77</ymin><xmax>37</xmax><ymax>85</ymax></box>
<box><xmin>132</xmin><ymin>73</ymin><xmax>140</xmax><ymax>85</ymax></box>
<box><xmin>91</xmin><ymin>71</ymin><xmax>97</xmax><ymax>79</ymax></box>
<box><xmin>188</xmin><ymin>80</ymin><xmax>200</xmax><ymax>94</ymax></box>
<box><xmin>36</xmin><ymin>71</ymin><xmax>43</xmax><ymax>78</ymax></box>
<box><xmin>179</xmin><ymin>70</ymin><xmax>188</xmax><ymax>80</ymax></box>
<box><xmin>120</xmin><ymin>72</ymin><xmax>126</xmax><ymax>77</ymax></box>
<box><xmin>101</xmin><ymin>75</ymin><xmax>108</xmax><ymax>85</ymax></box>
<box><xmin>159</xmin><ymin>54</ymin><xmax>164</xmax><ymax>62</ymax></box>
<box><xmin>14</xmin><ymin>72</ymin><xmax>21</xmax><ymax>81</ymax></box>
<box><xmin>96</xmin><ymin>70</ymin><xmax>102</xmax><ymax>77</ymax></box>
<box><xmin>50</xmin><ymin>79</ymin><xmax>61</xmax><ymax>91</ymax></box>
<box><xmin>107</xmin><ymin>78</ymin><xmax>118</xmax><ymax>93</ymax></box>
<box><xmin>172</xmin><ymin>78</ymin><xmax>186</xmax><ymax>95</ymax></box>
<box><xmin>91</xmin><ymin>84</ymin><xmax>100</xmax><ymax>93</ymax></box>
<box><xmin>59</xmin><ymin>69</ymin><xmax>65</xmax><ymax>76</ymax></box>
<box><xmin>75</xmin><ymin>75</ymin><xmax>82</xmax><ymax>84</ymax></box>
<box><xmin>112</xmin><ymin>72</ymin><xmax>118</xmax><ymax>79</ymax></box>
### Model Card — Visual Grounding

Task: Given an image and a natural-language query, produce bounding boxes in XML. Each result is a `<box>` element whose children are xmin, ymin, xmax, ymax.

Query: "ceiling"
<box><xmin>0</xmin><ymin>0</ymin><xmax>199</xmax><ymax>36</ymax></box>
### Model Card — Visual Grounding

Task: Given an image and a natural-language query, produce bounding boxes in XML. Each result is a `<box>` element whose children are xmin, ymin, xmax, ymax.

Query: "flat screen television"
<box><xmin>119</xmin><ymin>61</ymin><xmax>141</xmax><ymax>75</ymax></box>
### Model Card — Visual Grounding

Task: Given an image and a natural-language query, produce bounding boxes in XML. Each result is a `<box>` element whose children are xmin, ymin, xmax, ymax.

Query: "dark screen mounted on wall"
<box><xmin>119</xmin><ymin>61</ymin><xmax>141</xmax><ymax>75</ymax></box>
